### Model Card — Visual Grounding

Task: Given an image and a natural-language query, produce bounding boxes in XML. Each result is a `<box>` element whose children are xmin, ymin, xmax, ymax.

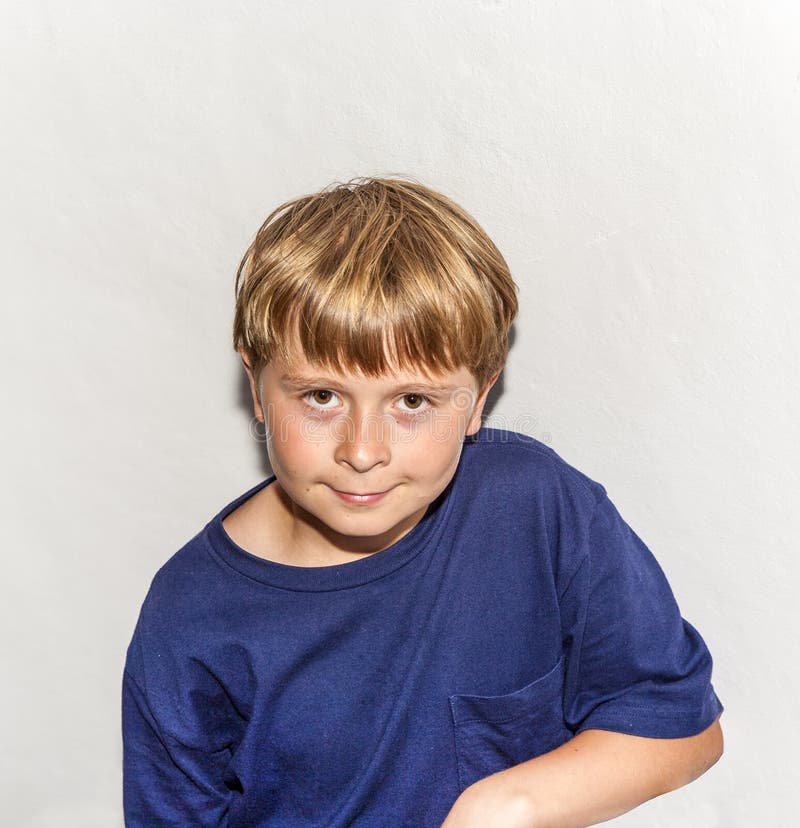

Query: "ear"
<box><xmin>239</xmin><ymin>348</ymin><xmax>265</xmax><ymax>424</ymax></box>
<box><xmin>465</xmin><ymin>373</ymin><xmax>499</xmax><ymax>436</ymax></box>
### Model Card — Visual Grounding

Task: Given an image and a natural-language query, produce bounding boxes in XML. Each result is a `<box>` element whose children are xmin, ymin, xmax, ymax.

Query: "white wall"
<box><xmin>2</xmin><ymin>1</ymin><xmax>797</xmax><ymax>824</ymax></box>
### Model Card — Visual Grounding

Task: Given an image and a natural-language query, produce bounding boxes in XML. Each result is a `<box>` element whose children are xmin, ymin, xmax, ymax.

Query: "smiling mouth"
<box><xmin>331</xmin><ymin>488</ymin><xmax>393</xmax><ymax>505</ymax></box>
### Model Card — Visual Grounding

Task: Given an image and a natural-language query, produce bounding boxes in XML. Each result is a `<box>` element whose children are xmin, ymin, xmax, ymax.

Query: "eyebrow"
<box><xmin>280</xmin><ymin>373</ymin><xmax>346</xmax><ymax>386</ymax></box>
<box><xmin>279</xmin><ymin>373</ymin><xmax>462</xmax><ymax>393</ymax></box>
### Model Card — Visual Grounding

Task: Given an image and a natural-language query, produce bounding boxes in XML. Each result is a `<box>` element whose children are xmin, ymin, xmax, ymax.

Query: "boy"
<box><xmin>122</xmin><ymin>178</ymin><xmax>723</xmax><ymax>827</ymax></box>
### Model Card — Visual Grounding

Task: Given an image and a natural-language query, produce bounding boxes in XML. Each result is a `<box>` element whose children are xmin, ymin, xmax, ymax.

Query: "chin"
<box><xmin>325</xmin><ymin>515</ymin><xmax>400</xmax><ymax>539</ymax></box>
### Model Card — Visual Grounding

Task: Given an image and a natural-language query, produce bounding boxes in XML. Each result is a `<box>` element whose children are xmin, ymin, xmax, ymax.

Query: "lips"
<box><xmin>331</xmin><ymin>488</ymin><xmax>392</xmax><ymax>506</ymax></box>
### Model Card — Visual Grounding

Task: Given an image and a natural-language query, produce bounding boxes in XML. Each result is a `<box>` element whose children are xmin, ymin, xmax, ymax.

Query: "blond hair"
<box><xmin>233</xmin><ymin>177</ymin><xmax>518</xmax><ymax>388</ymax></box>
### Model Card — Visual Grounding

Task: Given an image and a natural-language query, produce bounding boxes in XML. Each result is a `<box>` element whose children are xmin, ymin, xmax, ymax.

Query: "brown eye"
<box><xmin>400</xmin><ymin>394</ymin><xmax>426</xmax><ymax>411</ymax></box>
<box><xmin>308</xmin><ymin>390</ymin><xmax>337</xmax><ymax>407</ymax></box>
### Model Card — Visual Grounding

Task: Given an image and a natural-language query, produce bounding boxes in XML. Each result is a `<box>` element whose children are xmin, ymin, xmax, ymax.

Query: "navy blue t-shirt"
<box><xmin>122</xmin><ymin>429</ymin><xmax>722</xmax><ymax>827</ymax></box>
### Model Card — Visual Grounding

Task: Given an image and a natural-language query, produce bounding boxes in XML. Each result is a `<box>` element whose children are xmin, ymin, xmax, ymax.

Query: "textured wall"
<box><xmin>2</xmin><ymin>1</ymin><xmax>797</xmax><ymax>824</ymax></box>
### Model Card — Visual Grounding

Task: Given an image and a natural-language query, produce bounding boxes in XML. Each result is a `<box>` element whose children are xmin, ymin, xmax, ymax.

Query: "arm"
<box><xmin>441</xmin><ymin>718</ymin><xmax>723</xmax><ymax>828</ymax></box>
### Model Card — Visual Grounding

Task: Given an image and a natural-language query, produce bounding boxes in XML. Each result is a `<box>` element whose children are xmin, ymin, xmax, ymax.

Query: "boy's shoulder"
<box><xmin>460</xmin><ymin>427</ymin><xmax>608</xmax><ymax>510</ymax></box>
<box><xmin>134</xmin><ymin>480</ymin><xmax>270</xmax><ymax>625</ymax></box>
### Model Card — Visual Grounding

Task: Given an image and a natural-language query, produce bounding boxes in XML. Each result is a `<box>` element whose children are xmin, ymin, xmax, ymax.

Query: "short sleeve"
<box><xmin>560</xmin><ymin>493</ymin><xmax>723</xmax><ymax>738</ymax></box>
<box><xmin>122</xmin><ymin>627</ymin><xmax>234</xmax><ymax>827</ymax></box>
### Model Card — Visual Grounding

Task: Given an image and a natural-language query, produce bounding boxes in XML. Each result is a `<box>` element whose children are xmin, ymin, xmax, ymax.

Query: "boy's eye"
<box><xmin>305</xmin><ymin>389</ymin><xmax>340</xmax><ymax>409</ymax></box>
<box><xmin>397</xmin><ymin>394</ymin><xmax>429</xmax><ymax>413</ymax></box>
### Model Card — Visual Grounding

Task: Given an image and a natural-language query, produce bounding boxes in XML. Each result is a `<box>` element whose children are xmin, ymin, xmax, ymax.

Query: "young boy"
<box><xmin>122</xmin><ymin>178</ymin><xmax>723</xmax><ymax>827</ymax></box>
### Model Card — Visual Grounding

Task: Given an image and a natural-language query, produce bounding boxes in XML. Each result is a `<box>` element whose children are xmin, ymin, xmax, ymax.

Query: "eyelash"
<box><xmin>395</xmin><ymin>393</ymin><xmax>431</xmax><ymax>414</ymax></box>
<box><xmin>303</xmin><ymin>389</ymin><xmax>340</xmax><ymax>410</ymax></box>
<box><xmin>300</xmin><ymin>390</ymin><xmax>433</xmax><ymax>417</ymax></box>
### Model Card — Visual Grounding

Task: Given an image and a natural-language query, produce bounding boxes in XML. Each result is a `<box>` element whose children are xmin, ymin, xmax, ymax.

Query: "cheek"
<box><xmin>402</xmin><ymin>421</ymin><xmax>464</xmax><ymax>478</ymax></box>
<box><xmin>266</xmin><ymin>418</ymin><xmax>321</xmax><ymax>473</ymax></box>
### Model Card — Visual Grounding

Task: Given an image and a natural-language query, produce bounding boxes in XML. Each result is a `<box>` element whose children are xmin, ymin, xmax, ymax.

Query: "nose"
<box><xmin>333</xmin><ymin>410</ymin><xmax>391</xmax><ymax>473</ymax></box>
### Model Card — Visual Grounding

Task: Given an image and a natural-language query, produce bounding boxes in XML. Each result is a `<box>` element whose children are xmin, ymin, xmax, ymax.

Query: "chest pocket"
<box><xmin>449</xmin><ymin>656</ymin><xmax>571</xmax><ymax>791</ymax></box>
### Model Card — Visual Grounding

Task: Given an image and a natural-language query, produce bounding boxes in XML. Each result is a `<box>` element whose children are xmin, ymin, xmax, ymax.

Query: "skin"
<box><xmin>232</xmin><ymin>343</ymin><xmax>724</xmax><ymax>825</ymax></box>
<box><xmin>233</xmin><ymin>345</ymin><xmax>496</xmax><ymax>566</ymax></box>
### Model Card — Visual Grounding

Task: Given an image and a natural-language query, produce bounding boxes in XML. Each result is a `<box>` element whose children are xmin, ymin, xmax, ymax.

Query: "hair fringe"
<box><xmin>233</xmin><ymin>177</ymin><xmax>518</xmax><ymax>387</ymax></box>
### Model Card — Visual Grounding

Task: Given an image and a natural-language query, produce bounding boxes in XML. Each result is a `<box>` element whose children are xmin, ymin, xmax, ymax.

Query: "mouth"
<box><xmin>330</xmin><ymin>487</ymin><xmax>393</xmax><ymax>506</ymax></box>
